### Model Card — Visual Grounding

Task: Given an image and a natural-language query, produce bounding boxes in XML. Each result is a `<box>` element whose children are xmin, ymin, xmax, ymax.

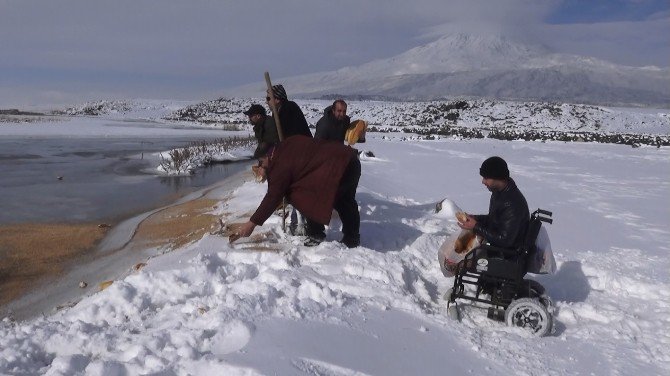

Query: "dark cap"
<box><xmin>243</xmin><ymin>104</ymin><xmax>266</xmax><ymax>116</ymax></box>
<box><xmin>480</xmin><ymin>156</ymin><xmax>509</xmax><ymax>179</ymax></box>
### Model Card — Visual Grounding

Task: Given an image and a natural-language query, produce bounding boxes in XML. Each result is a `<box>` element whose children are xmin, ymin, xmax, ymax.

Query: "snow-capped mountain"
<box><xmin>230</xmin><ymin>33</ymin><xmax>670</xmax><ymax>107</ymax></box>
<box><xmin>329</xmin><ymin>33</ymin><xmax>551</xmax><ymax>76</ymax></box>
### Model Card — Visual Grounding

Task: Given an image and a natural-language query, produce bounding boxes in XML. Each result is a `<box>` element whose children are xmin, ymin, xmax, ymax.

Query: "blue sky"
<box><xmin>0</xmin><ymin>0</ymin><xmax>668</xmax><ymax>107</ymax></box>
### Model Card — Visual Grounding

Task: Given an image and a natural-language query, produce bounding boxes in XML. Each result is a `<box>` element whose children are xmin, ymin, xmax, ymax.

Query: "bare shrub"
<box><xmin>159</xmin><ymin>136</ymin><xmax>256</xmax><ymax>175</ymax></box>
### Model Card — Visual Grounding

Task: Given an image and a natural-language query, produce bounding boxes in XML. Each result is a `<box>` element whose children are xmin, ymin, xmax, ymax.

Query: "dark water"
<box><xmin>0</xmin><ymin>136</ymin><xmax>252</xmax><ymax>225</ymax></box>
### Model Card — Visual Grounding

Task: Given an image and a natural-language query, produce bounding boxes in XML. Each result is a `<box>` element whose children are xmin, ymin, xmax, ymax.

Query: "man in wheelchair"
<box><xmin>457</xmin><ymin>156</ymin><xmax>529</xmax><ymax>252</ymax></box>
<box><xmin>448</xmin><ymin>156</ymin><xmax>554</xmax><ymax>336</ymax></box>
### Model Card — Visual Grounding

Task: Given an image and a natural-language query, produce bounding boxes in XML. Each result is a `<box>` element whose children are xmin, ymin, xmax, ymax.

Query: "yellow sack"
<box><xmin>345</xmin><ymin>120</ymin><xmax>367</xmax><ymax>145</ymax></box>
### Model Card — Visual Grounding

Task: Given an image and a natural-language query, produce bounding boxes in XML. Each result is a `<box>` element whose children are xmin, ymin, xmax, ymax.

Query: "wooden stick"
<box><xmin>263</xmin><ymin>72</ymin><xmax>287</xmax><ymax>232</ymax></box>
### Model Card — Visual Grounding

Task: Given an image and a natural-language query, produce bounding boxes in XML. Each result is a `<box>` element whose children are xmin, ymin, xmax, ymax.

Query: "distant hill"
<box><xmin>50</xmin><ymin>97</ymin><xmax>669</xmax><ymax>146</ymax></box>
<box><xmin>229</xmin><ymin>33</ymin><xmax>670</xmax><ymax>107</ymax></box>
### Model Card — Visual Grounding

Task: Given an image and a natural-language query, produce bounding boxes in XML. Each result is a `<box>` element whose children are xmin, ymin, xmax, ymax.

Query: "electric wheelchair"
<box><xmin>445</xmin><ymin>209</ymin><xmax>554</xmax><ymax>336</ymax></box>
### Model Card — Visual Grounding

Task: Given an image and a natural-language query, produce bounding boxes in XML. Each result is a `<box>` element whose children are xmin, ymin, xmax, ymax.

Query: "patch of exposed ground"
<box><xmin>0</xmin><ymin>174</ymin><xmax>278</xmax><ymax>313</ymax></box>
<box><xmin>0</xmin><ymin>223</ymin><xmax>108</xmax><ymax>305</ymax></box>
<box><xmin>129</xmin><ymin>196</ymin><xmax>281</xmax><ymax>253</ymax></box>
<box><xmin>130</xmin><ymin>198</ymin><xmax>221</xmax><ymax>250</ymax></box>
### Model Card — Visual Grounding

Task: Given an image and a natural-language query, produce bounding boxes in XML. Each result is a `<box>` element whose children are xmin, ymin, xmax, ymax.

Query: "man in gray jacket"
<box><xmin>315</xmin><ymin>99</ymin><xmax>350</xmax><ymax>142</ymax></box>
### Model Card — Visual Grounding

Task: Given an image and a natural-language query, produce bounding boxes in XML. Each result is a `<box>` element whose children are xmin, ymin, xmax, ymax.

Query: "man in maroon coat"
<box><xmin>229</xmin><ymin>135</ymin><xmax>361</xmax><ymax>248</ymax></box>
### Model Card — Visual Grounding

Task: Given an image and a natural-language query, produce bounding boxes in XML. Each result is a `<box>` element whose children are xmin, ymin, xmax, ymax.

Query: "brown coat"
<box><xmin>250</xmin><ymin>136</ymin><xmax>356</xmax><ymax>226</ymax></box>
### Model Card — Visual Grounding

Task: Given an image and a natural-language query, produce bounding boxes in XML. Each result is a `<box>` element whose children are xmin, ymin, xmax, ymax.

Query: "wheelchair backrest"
<box><xmin>522</xmin><ymin>209</ymin><xmax>553</xmax><ymax>258</ymax></box>
<box><xmin>523</xmin><ymin>219</ymin><xmax>542</xmax><ymax>253</ymax></box>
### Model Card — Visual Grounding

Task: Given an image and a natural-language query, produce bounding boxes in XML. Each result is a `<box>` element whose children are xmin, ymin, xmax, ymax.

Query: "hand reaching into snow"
<box><xmin>228</xmin><ymin>221</ymin><xmax>256</xmax><ymax>243</ymax></box>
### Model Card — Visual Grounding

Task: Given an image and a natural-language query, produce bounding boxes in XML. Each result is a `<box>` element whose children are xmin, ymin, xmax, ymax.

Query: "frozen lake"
<box><xmin>0</xmin><ymin>120</ymin><xmax>252</xmax><ymax>224</ymax></box>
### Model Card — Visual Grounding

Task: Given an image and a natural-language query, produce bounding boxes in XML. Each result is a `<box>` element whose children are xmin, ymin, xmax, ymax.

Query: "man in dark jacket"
<box><xmin>314</xmin><ymin>99</ymin><xmax>350</xmax><ymax>142</ymax></box>
<box><xmin>458</xmin><ymin>156</ymin><xmax>529</xmax><ymax>249</ymax></box>
<box><xmin>229</xmin><ymin>135</ymin><xmax>361</xmax><ymax>248</ymax></box>
<box><xmin>266</xmin><ymin>84</ymin><xmax>312</xmax><ymax>138</ymax></box>
<box><xmin>243</xmin><ymin>104</ymin><xmax>280</xmax><ymax>158</ymax></box>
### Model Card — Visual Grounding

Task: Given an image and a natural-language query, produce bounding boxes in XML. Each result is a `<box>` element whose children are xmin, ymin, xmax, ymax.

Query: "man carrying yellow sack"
<box><xmin>315</xmin><ymin>99</ymin><xmax>350</xmax><ymax>142</ymax></box>
<box><xmin>314</xmin><ymin>99</ymin><xmax>366</xmax><ymax>145</ymax></box>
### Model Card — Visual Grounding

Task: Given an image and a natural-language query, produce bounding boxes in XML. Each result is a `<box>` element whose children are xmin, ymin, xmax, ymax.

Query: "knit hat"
<box><xmin>243</xmin><ymin>104</ymin><xmax>266</xmax><ymax>116</ymax></box>
<box><xmin>271</xmin><ymin>84</ymin><xmax>288</xmax><ymax>101</ymax></box>
<box><xmin>480</xmin><ymin>156</ymin><xmax>509</xmax><ymax>179</ymax></box>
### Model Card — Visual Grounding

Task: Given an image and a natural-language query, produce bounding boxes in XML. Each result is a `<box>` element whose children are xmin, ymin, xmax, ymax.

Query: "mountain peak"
<box><xmin>433</xmin><ymin>33</ymin><xmax>549</xmax><ymax>56</ymax></box>
<box><xmin>353</xmin><ymin>32</ymin><xmax>550</xmax><ymax>76</ymax></box>
<box><xmin>231</xmin><ymin>32</ymin><xmax>670</xmax><ymax>106</ymax></box>
<box><xmin>401</xmin><ymin>33</ymin><xmax>550</xmax><ymax>73</ymax></box>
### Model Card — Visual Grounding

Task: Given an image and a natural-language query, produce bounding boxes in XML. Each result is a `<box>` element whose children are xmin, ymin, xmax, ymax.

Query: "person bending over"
<box><xmin>230</xmin><ymin>135</ymin><xmax>361</xmax><ymax>248</ymax></box>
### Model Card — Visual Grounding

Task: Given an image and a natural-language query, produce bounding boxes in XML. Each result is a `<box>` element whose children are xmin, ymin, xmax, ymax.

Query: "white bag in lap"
<box><xmin>434</xmin><ymin>200</ymin><xmax>481</xmax><ymax>277</ymax></box>
<box><xmin>527</xmin><ymin>225</ymin><xmax>556</xmax><ymax>274</ymax></box>
<box><xmin>438</xmin><ymin>229</ymin><xmax>481</xmax><ymax>277</ymax></box>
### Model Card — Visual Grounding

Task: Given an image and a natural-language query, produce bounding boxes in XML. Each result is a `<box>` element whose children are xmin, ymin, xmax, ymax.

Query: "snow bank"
<box><xmin>1</xmin><ymin>135</ymin><xmax>668</xmax><ymax>375</ymax></box>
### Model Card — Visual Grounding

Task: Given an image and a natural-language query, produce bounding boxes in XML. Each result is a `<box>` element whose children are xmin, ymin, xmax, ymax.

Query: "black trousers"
<box><xmin>306</xmin><ymin>156</ymin><xmax>361</xmax><ymax>240</ymax></box>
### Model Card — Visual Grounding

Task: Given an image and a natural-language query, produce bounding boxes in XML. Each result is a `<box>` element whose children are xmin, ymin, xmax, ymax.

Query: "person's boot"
<box><xmin>303</xmin><ymin>220</ymin><xmax>325</xmax><ymax>246</ymax></box>
<box><xmin>304</xmin><ymin>234</ymin><xmax>325</xmax><ymax>247</ymax></box>
<box><xmin>339</xmin><ymin>234</ymin><xmax>360</xmax><ymax>248</ymax></box>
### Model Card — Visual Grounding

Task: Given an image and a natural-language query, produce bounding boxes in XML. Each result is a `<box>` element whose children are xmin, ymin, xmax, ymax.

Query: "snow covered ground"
<box><xmin>58</xmin><ymin>97</ymin><xmax>670</xmax><ymax>136</ymax></box>
<box><xmin>1</xmin><ymin>120</ymin><xmax>669</xmax><ymax>374</ymax></box>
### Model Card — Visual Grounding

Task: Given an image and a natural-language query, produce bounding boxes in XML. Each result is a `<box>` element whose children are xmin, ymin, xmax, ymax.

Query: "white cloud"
<box><xmin>539</xmin><ymin>16</ymin><xmax>670</xmax><ymax>67</ymax></box>
<box><xmin>0</xmin><ymin>0</ymin><xmax>667</xmax><ymax>106</ymax></box>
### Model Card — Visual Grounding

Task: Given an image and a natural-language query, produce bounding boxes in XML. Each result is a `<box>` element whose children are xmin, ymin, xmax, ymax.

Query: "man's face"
<box><xmin>248</xmin><ymin>113</ymin><xmax>263</xmax><ymax>126</ymax></box>
<box><xmin>266</xmin><ymin>91</ymin><xmax>281</xmax><ymax>108</ymax></box>
<box><xmin>482</xmin><ymin>177</ymin><xmax>506</xmax><ymax>192</ymax></box>
<box><xmin>332</xmin><ymin>102</ymin><xmax>347</xmax><ymax>121</ymax></box>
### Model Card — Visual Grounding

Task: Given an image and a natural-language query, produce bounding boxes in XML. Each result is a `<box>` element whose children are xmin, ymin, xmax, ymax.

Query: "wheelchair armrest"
<box><xmin>478</xmin><ymin>243</ymin><xmax>525</xmax><ymax>257</ymax></box>
<box><xmin>462</xmin><ymin>244</ymin><xmax>521</xmax><ymax>261</ymax></box>
<box><xmin>472</xmin><ymin>244</ymin><xmax>527</xmax><ymax>279</ymax></box>
<box><xmin>459</xmin><ymin>244</ymin><xmax>522</xmax><ymax>269</ymax></box>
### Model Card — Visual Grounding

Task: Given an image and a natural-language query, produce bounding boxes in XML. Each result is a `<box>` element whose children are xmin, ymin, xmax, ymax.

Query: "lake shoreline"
<box><xmin>0</xmin><ymin>169</ymin><xmax>252</xmax><ymax>321</ymax></box>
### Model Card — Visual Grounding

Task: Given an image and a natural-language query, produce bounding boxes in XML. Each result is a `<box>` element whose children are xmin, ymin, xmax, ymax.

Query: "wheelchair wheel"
<box><xmin>505</xmin><ymin>298</ymin><xmax>552</xmax><ymax>337</ymax></box>
<box><xmin>522</xmin><ymin>279</ymin><xmax>554</xmax><ymax>311</ymax></box>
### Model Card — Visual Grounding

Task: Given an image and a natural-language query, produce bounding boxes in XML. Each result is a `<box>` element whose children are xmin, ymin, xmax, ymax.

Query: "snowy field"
<box><xmin>59</xmin><ymin>97</ymin><xmax>670</xmax><ymax>136</ymax></box>
<box><xmin>1</xmin><ymin>123</ymin><xmax>669</xmax><ymax>375</ymax></box>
